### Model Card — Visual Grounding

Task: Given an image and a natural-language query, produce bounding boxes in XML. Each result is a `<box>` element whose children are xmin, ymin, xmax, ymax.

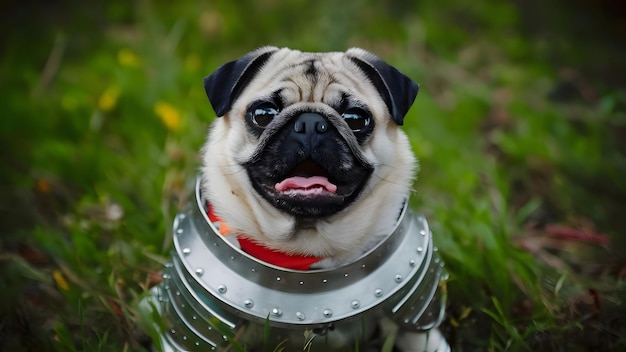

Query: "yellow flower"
<box><xmin>154</xmin><ymin>101</ymin><xmax>181</xmax><ymax>131</ymax></box>
<box><xmin>117</xmin><ymin>48</ymin><xmax>141</xmax><ymax>67</ymax></box>
<box><xmin>52</xmin><ymin>269</ymin><xmax>69</xmax><ymax>291</ymax></box>
<box><xmin>98</xmin><ymin>86</ymin><xmax>119</xmax><ymax>112</ymax></box>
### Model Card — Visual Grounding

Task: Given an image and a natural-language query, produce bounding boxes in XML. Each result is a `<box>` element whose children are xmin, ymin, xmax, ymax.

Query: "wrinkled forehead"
<box><xmin>236</xmin><ymin>51</ymin><xmax>378</xmax><ymax>106</ymax></box>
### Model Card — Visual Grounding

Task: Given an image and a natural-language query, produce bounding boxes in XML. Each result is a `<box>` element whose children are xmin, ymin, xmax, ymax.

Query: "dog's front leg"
<box><xmin>395</xmin><ymin>328</ymin><xmax>450</xmax><ymax>352</ymax></box>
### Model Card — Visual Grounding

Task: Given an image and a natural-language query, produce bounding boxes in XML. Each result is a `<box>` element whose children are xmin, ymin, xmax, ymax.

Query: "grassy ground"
<box><xmin>1</xmin><ymin>1</ymin><xmax>625</xmax><ymax>351</ymax></box>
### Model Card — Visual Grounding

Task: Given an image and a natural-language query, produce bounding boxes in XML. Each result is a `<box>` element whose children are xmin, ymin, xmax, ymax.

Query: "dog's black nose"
<box><xmin>293</xmin><ymin>113</ymin><xmax>328</xmax><ymax>135</ymax></box>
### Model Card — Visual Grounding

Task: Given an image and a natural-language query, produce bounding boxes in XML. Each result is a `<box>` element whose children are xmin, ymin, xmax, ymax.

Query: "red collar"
<box><xmin>207</xmin><ymin>203</ymin><xmax>322</xmax><ymax>270</ymax></box>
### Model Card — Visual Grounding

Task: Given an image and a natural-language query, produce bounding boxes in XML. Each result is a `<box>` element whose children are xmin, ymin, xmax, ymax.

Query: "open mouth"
<box><xmin>244</xmin><ymin>117</ymin><xmax>373</xmax><ymax>218</ymax></box>
<box><xmin>246</xmin><ymin>153</ymin><xmax>373</xmax><ymax>218</ymax></box>
<box><xmin>274</xmin><ymin>160</ymin><xmax>338</xmax><ymax>195</ymax></box>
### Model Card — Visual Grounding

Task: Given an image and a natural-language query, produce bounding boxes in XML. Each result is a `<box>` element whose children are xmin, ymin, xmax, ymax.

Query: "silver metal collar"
<box><xmin>146</xmin><ymin>178</ymin><xmax>446</xmax><ymax>351</ymax></box>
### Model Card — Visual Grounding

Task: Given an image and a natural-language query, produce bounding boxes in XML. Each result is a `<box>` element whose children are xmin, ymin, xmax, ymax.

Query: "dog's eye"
<box><xmin>250</xmin><ymin>103</ymin><xmax>279</xmax><ymax>128</ymax></box>
<box><xmin>342</xmin><ymin>108</ymin><xmax>371</xmax><ymax>132</ymax></box>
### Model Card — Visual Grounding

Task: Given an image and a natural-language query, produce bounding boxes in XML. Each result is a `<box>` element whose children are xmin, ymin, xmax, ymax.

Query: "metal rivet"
<box><xmin>420</xmin><ymin>230</ymin><xmax>426</xmax><ymax>236</ymax></box>
<box><xmin>434</xmin><ymin>258</ymin><xmax>440</xmax><ymax>264</ymax></box>
<box><xmin>361</xmin><ymin>264</ymin><xmax>366</xmax><ymax>269</ymax></box>
<box><xmin>176</xmin><ymin>228</ymin><xmax>183</xmax><ymax>234</ymax></box>
<box><xmin>409</xmin><ymin>259</ymin><xmax>416</xmax><ymax>267</ymax></box>
<box><xmin>394</xmin><ymin>274</ymin><xmax>403</xmax><ymax>283</ymax></box>
<box><xmin>165</xmin><ymin>262</ymin><xmax>173</xmax><ymax>268</ymax></box>
<box><xmin>195</xmin><ymin>342</ymin><xmax>200</xmax><ymax>346</ymax></box>
<box><xmin>162</xmin><ymin>273</ymin><xmax>170</xmax><ymax>279</ymax></box>
<box><xmin>296</xmin><ymin>311</ymin><xmax>306</xmax><ymax>320</ymax></box>
<box><xmin>272</xmin><ymin>307</ymin><xmax>282</xmax><ymax>317</ymax></box>
<box><xmin>222</xmin><ymin>335</ymin><xmax>228</xmax><ymax>341</ymax></box>
<box><xmin>183</xmin><ymin>336</ymin><xmax>188</xmax><ymax>340</ymax></box>
<box><xmin>251</xmin><ymin>268</ymin><xmax>256</xmax><ymax>272</ymax></box>
<box><xmin>323</xmin><ymin>309</ymin><xmax>333</xmax><ymax>318</ymax></box>
<box><xmin>195</xmin><ymin>268</ymin><xmax>204</xmax><ymax>276</ymax></box>
<box><xmin>192</xmin><ymin>315</ymin><xmax>197</xmax><ymax>320</ymax></box>
<box><xmin>175</xmin><ymin>291</ymin><xmax>181</xmax><ymax>296</ymax></box>
<box><xmin>217</xmin><ymin>285</ymin><xmax>227</xmax><ymax>294</ymax></box>
<box><xmin>208</xmin><ymin>326</ymin><xmax>212</xmax><ymax>330</ymax></box>
<box><xmin>244</xmin><ymin>299</ymin><xmax>254</xmax><ymax>308</ymax></box>
<box><xmin>299</xmin><ymin>281</ymin><xmax>304</xmax><ymax>285</ymax></box>
<box><xmin>351</xmin><ymin>300</ymin><xmax>360</xmax><ymax>309</ymax></box>
<box><xmin>276</xmin><ymin>277</ymin><xmax>281</xmax><ymax>281</ymax></box>
<box><xmin>178</xmin><ymin>214</ymin><xmax>186</xmax><ymax>220</ymax></box>
<box><xmin>230</xmin><ymin>256</ymin><xmax>235</xmax><ymax>260</ymax></box>
<box><xmin>182</xmin><ymin>248</ymin><xmax>191</xmax><ymax>255</ymax></box>
<box><xmin>374</xmin><ymin>288</ymin><xmax>383</xmax><ymax>297</ymax></box>
<box><xmin>344</xmin><ymin>273</ymin><xmax>349</xmax><ymax>277</ymax></box>
<box><xmin>170</xmin><ymin>329</ymin><xmax>176</xmax><ymax>334</ymax></box>
<box><xmin>417</xmin><ymin>246</ymin><xmax>423</xmax><ymax>252</ymax></box>
<box><xmin>434</xmin><ymin>246</ymin><xmax>439</xmax><ymax>252</ymax></box>
<box><xmin>322</xmin><ymin>279</ymin><xmax>328</xmax><ymax>283</ymax></box>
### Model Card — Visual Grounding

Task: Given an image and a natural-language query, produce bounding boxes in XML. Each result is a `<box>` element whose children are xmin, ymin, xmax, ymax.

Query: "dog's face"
<box><xmin>201</xmin><ymin>47</ymin><xmax>419</xmax><ymax>264</ymax></box>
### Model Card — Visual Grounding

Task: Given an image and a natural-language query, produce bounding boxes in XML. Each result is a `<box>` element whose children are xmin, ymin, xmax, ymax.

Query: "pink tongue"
<box><xmin>275</xmin><ymin>176</ymin><xmax>338</xmax><ymax>193</ymax></box>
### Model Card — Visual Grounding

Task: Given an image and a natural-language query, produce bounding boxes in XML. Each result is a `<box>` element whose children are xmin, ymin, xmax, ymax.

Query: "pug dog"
<box><xmin>199</xmin><ymin>47</ymin><xmax>449</xmax><ymax>352</ymax></box>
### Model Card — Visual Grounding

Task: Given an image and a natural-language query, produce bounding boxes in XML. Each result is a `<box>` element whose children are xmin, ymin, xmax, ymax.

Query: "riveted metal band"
<box><xmin>144</xmin><ymin>178</ymin><xmax>446</xmax><ymax>351</ymax></box>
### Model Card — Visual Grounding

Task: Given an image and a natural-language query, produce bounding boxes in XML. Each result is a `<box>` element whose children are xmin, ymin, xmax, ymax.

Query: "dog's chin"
<box><xmin>261</xmin><ymin>187</ymin><xmax>346</xmax><ymax>218</ymax></box>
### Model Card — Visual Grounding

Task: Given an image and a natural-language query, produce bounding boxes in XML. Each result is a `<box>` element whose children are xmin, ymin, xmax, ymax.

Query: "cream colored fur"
<box><xmin>201</xmin><ymin>48</ymin><xmax>416</xmax><ymax>267</ymax></box>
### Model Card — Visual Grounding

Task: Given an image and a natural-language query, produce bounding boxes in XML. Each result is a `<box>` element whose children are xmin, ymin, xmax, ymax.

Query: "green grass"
<box><xmin>1</xmin><ymin>1</ymin><xmax>625</xmax><ymax>351</ymax></box>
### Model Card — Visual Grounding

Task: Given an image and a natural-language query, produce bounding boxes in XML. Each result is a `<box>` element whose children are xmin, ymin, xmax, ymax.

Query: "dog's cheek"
<box><xmin>233</xmin><ymin>137</ymin><xmax>261</xmax><ymax>165</ymax></box>
<box><xmin>367</xmin><ymin>127</ymin><xmax>415</xmax><ymax>188</ymax></box>
<box><xmin>218</xmin><ymin>121</ymin><xmax>259</xmax><ymax>166</ymax></box>
<box><xmin>361</xmin><ymin>131</ymin><xmax>394</xmax><ymax>170</ymax></box>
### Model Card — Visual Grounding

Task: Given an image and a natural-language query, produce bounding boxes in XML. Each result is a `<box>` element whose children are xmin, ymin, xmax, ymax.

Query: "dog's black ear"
<box><xmin>346</xmin><ymin>48</ymin><xmax>419</xmax><ymax>126</ymax></box>
<box><xmin>203</xmin><ymin>46</ymin><xmax>279</xmax><ymax>117</ymax></box>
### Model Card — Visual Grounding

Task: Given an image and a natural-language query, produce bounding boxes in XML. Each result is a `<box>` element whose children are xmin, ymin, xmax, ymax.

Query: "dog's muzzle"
<box><xmin>141</xmin><ymin>178</ymin><xmax>447</xmax><ymax>351</ymax></box>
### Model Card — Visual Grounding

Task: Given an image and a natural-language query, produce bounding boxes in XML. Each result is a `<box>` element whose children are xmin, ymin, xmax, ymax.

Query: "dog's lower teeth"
<box><xmin>282</xmin><ymin>186</ymin><xmax>329</xmax><ymax>195</ymax></box>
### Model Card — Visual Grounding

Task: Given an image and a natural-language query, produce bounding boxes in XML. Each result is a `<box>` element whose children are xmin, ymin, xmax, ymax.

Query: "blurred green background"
<box><xmin>1</xmin><ymin>0</ymin><xmax>625</xmax><ymax>351</ymax></box>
